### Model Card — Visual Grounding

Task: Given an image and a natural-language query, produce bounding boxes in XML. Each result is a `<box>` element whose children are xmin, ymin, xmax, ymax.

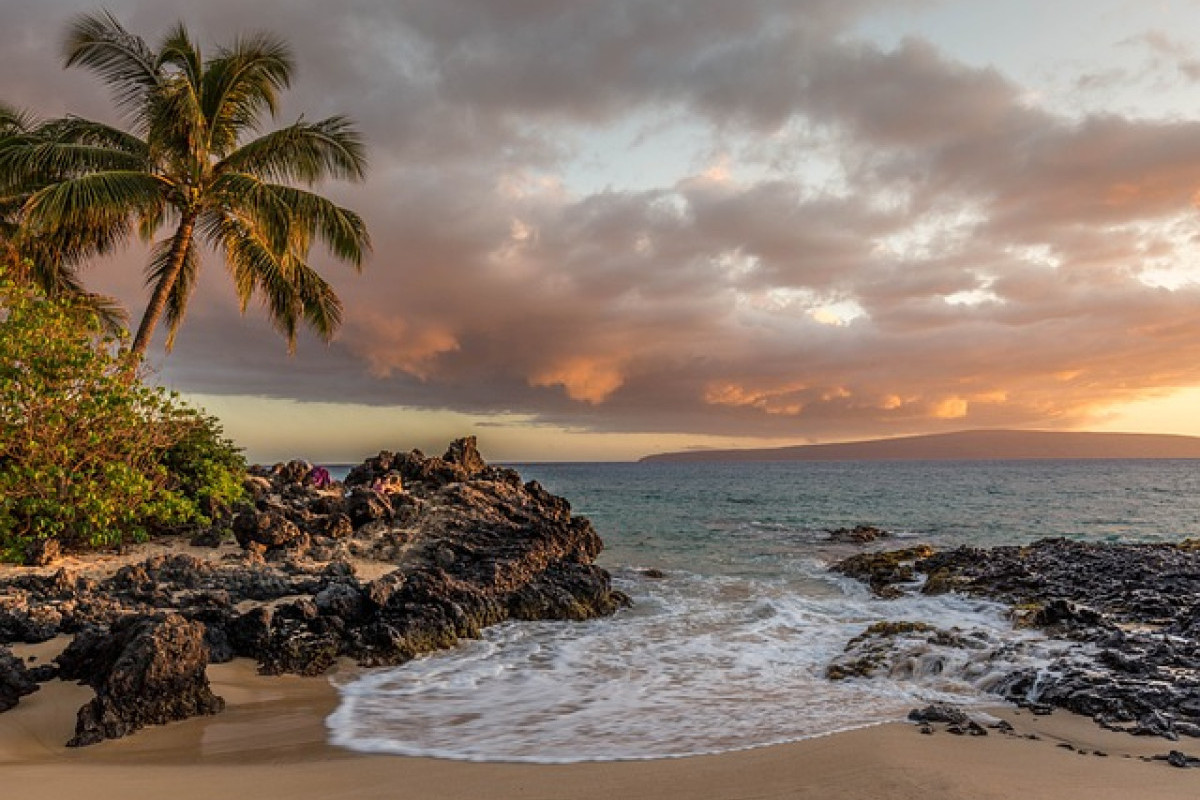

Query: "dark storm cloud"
<box><xmin>5</xmin><ymin>0</ymin><xmax>1200</xmax><ymax>441</ymax></box>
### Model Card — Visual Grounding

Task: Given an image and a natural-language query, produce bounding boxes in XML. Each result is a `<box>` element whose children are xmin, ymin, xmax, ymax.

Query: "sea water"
<box><xmin>326</xmin><ymin>459</ymin><xmax>1200</xmax><ymax>762</ymax></box>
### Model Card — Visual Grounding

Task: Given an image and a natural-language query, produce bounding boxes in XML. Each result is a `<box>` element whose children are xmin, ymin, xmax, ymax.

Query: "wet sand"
<box><xmin>3</xmin><ymin>648</ymin><xmax>1198</xmax><ymax>800</ymax></box>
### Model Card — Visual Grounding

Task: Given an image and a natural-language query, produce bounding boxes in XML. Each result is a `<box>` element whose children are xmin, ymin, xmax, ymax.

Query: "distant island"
<box><xmin>639</xmin><ymin>430</ymin><xmax>1200</xmax><ymax>463</ymax></box>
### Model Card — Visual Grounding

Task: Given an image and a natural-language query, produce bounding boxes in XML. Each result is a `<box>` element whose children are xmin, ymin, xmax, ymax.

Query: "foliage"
<box><xmin>0</xmin><ymin>104</ymin><xmax>128</xmax><ymax>332</ymax></box>
<box><xmin>158</xmin><ymin>406</ymin><xmax>246</xmax><ymax>516</ymax></box>
<box><xmin>0</xmin><ymin>275</ymin><xmax>245</xmax><ymax>561</ymax></box>
<box><xmin>1</xmin><ymin>12</ymin><xmax>370</xmax><ymax>358</ymax></box>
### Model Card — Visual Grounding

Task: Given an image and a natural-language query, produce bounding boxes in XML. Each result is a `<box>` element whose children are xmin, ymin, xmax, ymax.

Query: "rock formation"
<box><xmin>0</xmin><ymin>437</ymin><xmax>628</xmax><ymax>745</ymax></box>
<box><xmin>826</xmin><ymin>525</ymin><xmax>891</xmax><ymax>544</ymax></box>
<box><xmin>0</xmin><ymin>646</ymin><xmax>38</xmax><ymax>712</ymax></box>
<box><xmin>832</xmin><ymin>538</ymin><xmax>1200</xmax><ymax>740</ymax></box>
<box><xmin>58</xmin><ymin>614</ymin><xmax>224</xmax><ymax>746</ymax></box>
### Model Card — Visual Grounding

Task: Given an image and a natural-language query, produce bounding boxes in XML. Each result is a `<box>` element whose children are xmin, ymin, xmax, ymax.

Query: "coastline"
<box><xmin>4</xmin><ymin>453</ymin><xmax>1200</xmax><ymax>798</ymax></box>
<box><xmin>4</xmin><ymin>651</ymin><xmax>1198</xmax><ymax>800</ymax></box>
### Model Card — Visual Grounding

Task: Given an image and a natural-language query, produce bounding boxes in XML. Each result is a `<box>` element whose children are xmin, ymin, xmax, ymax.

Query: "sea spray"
<box><xmin>327</xmin><ymin>563</ymin><xmax>1058</xmax><ymax>762</ymax></box>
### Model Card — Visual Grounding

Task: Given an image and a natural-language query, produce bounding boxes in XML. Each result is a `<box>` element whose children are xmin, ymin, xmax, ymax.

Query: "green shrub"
<box><xmin>158</xmin><ymin>406</ymin><xmax>247</xmax><ymax>519</ymax></box>
<box><xmin>0</xmin><ymin>273</ymin><xmax>245</xmax><ymax>561</ymax></box>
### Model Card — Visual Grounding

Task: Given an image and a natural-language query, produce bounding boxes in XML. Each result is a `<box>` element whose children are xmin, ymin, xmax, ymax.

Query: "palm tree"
<box><xmin>8</xmin><ymin>12</ymin><xmax>369</xmax><ymax>357</ymax></box>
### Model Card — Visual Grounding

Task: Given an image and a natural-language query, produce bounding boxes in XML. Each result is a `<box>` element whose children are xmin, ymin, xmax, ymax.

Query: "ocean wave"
<box><xmin>327</xmin><ymin>563</ymin><xmax>1052</xmax><ymax>763</ymax></box>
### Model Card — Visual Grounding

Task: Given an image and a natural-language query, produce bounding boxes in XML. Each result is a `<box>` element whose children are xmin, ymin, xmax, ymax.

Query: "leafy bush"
<box><xmin>0</xmin><ymin>274</ymin><xmax>245</xmax><ymax>561</ymax></box>
<box><xmin>158</xmin><ymin>406</ymin><xmax>247</xmax><ymax>519</ymax></box>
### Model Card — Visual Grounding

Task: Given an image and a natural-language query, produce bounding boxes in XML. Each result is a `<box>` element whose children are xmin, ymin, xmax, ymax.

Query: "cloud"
<box><xmin>346</xmin><ymin>313</ymin><xmax>460</xmax><ymax>380</ymax></box>
<box><xmin>5</xmin><ymin>1</ymin><xmax>1200</xmax><ymax>447</ymax></box>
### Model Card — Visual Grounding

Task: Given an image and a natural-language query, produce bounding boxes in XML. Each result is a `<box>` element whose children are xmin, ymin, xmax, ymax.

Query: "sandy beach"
<box><xmin>3</xmin><ymin>642</ymin><xmax>1197</xmax><ymax>800</ymax></box>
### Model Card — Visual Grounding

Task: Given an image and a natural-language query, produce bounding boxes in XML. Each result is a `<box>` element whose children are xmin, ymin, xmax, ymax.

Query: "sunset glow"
<box><xmin>7</xmin><ymin>1</ymin><xmax>1200</xmax><ymax>461</ymax></box>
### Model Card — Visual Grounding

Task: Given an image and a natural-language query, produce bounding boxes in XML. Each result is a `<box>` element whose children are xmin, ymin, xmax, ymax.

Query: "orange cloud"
<box><xmin>531</xmin><ymin>356</ymin><xmax>627</xmax><ymax>404</ymax></box>
<box><xmin>704</xmin><ymin>381</ymin><xmax>807</xmax><ymax>416</ymax></box>
<box><xmin>344</xmin><ymin>314</ymin><xmax>460</xmax><ymax>380</ymax></box>
<box><xmin>931</xmin><ymin>396</ymin><xmax>970</xmax><ymax>419</ymax></box>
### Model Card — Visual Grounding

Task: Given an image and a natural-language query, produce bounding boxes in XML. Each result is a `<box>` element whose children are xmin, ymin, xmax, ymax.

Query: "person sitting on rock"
<box><xmin>371</xmin><ymin>471</ymin><xmax>404</xmax><ymax>495</ymax></box>
<box><xmin>307</xmin><ymin>466</ymin><xmax>333</xmax><ymax>489</ymax></box>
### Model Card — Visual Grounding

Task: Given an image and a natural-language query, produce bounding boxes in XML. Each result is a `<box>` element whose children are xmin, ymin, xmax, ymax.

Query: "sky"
<box><xmin>6</xmin><ymin>0</ymin><xmax>1200</xmax><ymax>462</ymax></box>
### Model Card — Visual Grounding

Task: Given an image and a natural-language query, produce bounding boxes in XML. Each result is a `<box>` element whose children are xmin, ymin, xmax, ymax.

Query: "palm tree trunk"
<box><xmin>130</xmin><ymin>212</ymin><xmax>197</xmax><ymax>358</ymax></box>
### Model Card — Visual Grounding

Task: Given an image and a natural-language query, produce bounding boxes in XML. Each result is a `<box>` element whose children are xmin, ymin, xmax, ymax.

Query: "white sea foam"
<box><xmin>327</xmin><ymin>561</ymin><xmax>1059</xmax><ymax>763</ymax></box>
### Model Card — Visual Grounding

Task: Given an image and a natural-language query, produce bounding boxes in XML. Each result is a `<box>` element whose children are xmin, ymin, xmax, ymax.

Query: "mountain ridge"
<box><xmin>639</xmin><ymin>430</ymin><xmax>1200</xmax><ymax>463</ymax></box>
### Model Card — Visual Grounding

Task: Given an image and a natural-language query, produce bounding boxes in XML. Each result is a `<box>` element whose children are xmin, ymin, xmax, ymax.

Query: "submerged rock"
<box><xmin>826</xmin><ymin>620</ymin><xmax>996</xmax><ymax>682</ymax></box>
<box><xmin>832</xmin><ymin>546</ymin><xmax>935</xmax><ymax>598</ymax></box>
<box><xmin>827</xmin><ymin>525</ymin><xmax>891</xmax><ymax>544</ymax></box>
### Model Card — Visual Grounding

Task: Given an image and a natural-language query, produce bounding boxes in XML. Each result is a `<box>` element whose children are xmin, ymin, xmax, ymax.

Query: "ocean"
<box><xmin>326</xmin><ymin>459</ymin><xmax>1200</xmax><ymax>762</ymax></box>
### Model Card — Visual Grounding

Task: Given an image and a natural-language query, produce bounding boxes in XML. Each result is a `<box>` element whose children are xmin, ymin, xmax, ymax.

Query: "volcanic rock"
<box><xmin>23</xmin><ymin>537</ymin><xmax>61</xmax><ymax>567</ymax></box>
<box><xmin>232</xmin><ymin>509</ymin><xmax>303</xmax><ymax>550</ymax></box>
<box><xmin>832</xmin><ymin>546</ymin><xmax>935</xmax><ymax>597</ymax></box>
<box><xmin>832</xmin><ymin>538</ymin><xmax>1200</xmax><ymax>741</ymax></box>
<box><xmin>0</xmin><ymin>646</ymin><xmax>39</xmax><ymax>712</ymax></box>
<box><xmin>58</xmin><ymin>614</ymin><xmax>224</xmax><ymax>746</ymax></box>
<box><xmin>0</xmin><ymin>438</ymin><xmax>626</xmax><ymax>744</ymax></box>
<box><xmin>827</xmin><ymin>525</ymin><xmax>890</xmax><ymax>544</ymax></box>
<box><xmin>443</xmin><ymin>436</ymin><xmax>487</xmax><ymax>477</ymax></box>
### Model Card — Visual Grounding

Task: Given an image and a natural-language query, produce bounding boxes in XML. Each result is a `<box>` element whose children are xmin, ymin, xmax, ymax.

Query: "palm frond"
<box><xmin>205</xmin><ymin>172</ymin><xmax>291</xmax><ymax>252</ymax></box>
<box><xmin>210</xmin><ymin>210</ymin><xmax>343</xmax><ymax>351</ymax></box>
<box><xmin>207</xmin><ymin>210</ymin><xmax>280</xmax><ymax>312</ymax></box>
<box><xmin>18</xmin><ymin>214</ymin><xmax>134</xmax><ymax>266</ymax></box>
<box><xmin>216</xmin><ymin>116</ymin><xmax>367</xmax><ymax>184</ymax></box>
<box><xmin>63</xmin><ymin>10</ymin><xmax>162</xmax><ymax>124</ymax></box>
<box><xmin>73</xmin><ymin>291</ymin><xmax>130</xmax><ymax>336</ymax></box>
<box><xmin>274</xmin><ymin>184</ymin><xmax>370</xmax><ymax>267</ymax></box>
<box><xmin>0</xmin><ymin>104</ymin><xmax>41</xmax><ymax>136</ymax></box>
<box><xmin>157</xmin><ymin>22</ymin><xmax>202</xmax><ymax>88</ymax></box>
<box><xmin>222</xmin><ymin>181</ymin><xmax>369</xmax><ymax>268</ymax></box>
<box><xmin>289</xmin><ymin>256</ymin><xmax>343</xmax><ymax>341</ymax></box>
<box><xmin>42</xmin><ymin>262</ymin><xmax>129</xmax><ymax>335</ymax></box>
<box><xmin>2</xmin><ymin>141</ymin><xmax>146</xmax><ymax>187</ymax></box>
<box><xmin>40</xmin><ymin>117</ymin><xmax>149</xmax><ymax>156</ymax></box>
<box><xmin>143</xmin><ymin>73</ymin><xmax>206</xmax><ymax>169</ymax></box>
<box><xmin>137</xmin><ymin>195</ymin><xmax>172</xmax><ymax>242</ymax></box>
<box><xmin>0</xmin><ymin>109</ymin><xmax>43</xmax><ymax>192</ymax></box>
<box><xmin>200</xmin><ymin>34</ymin><xmax>294</xmax><ymax>155</ymax></box>
<box><xmin>24</xmin><ymin>171</ymin><xmax>166</xmax><ymax>233</ymax></box>
<box><xmin>249</xmin><ymin>250</ymin><xmax>344</xmax><ymax>352</ymax></box>
<box><xmin>2</xmin><ymin>237</ymin><xmax>129</xmax><ymax>334</ymax></box>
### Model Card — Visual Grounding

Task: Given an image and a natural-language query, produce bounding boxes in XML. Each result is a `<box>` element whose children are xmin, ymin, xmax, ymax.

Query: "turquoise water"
<box><xmin>328</xmin><ymin>459</ymin><xmax>1200</xmax><ymax>762</ymax></box>
<box><xmin>519</xmin><ymin>460</ymin><xmax>1200</xmax><ymax>571</ymax></box>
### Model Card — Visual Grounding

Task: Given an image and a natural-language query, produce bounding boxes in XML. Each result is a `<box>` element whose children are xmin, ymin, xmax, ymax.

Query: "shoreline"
<box><xmin>4</xmin><ymin>448</ymin><xmax>1200</xmax><ymax>798</ymax></box>
<box><xmin>4</xmin><ymin>653</ymin><xmax>1199</xmax><ymax>800</ymax></box>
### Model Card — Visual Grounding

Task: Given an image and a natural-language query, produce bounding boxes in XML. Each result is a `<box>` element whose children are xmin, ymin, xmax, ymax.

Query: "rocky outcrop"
<box><xmin>230</xmin><ymin>459</ymin><xmax>628</xmax><ymax>674</ymax></box>
<box><xmin>831</xmin><ymin>546</ymin><xmax>934</xmax><ymax>598</ymax></box>
<box><xmin>827</xmin><ymin>525</ymin><xmax>891</xmax><ymax>544</ymax></box>
<box><xmin>0</xmin><ymin>438</ymin><xmax>627</xmax><ymax>745</ymax></box>
<box><xmin>832</xmin><ymin>538</ymin><xmax>1200</xmax><ymax>741</ymax></box>
<box><xmin>57</xmin><ymin>614</ymin><xmax>224</xmax><ymax>746</ymax></box>
<box><xmin>0</xmin><ymin>646</ymin><xmax>39</xmax><ymax>711</ymax></box>
<box><xmin>23</xmin><ymin>538</ymin><xmax>61</xmax><ymax>567</ymax></box>
<box><xmin>907</xmin><ymin>704</ymin><xmax>991</xmax><ymax>736</ymax></box>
